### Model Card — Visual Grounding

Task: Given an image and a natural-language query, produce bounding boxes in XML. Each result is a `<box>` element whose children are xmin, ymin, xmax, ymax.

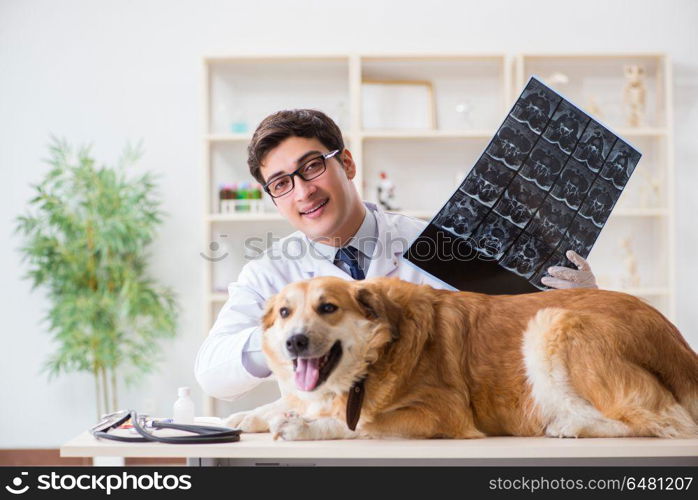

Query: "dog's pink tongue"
<box><xmin>295</xmin><ymin>358</ymin><xmax>320</xmax><ymax>391</ymax></box>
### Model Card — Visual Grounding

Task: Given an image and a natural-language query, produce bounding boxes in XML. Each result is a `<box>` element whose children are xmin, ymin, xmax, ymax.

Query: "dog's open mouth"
<box><xmin>292</xmin><ymin>341</ymin><xmax>342</xmax><ymax>391</ymax></box>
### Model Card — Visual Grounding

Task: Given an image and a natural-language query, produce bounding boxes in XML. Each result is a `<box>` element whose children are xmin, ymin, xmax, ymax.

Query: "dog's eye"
<box><xmin>279</xmin><ymin>307</ymin><xmax>290</xmax><ymax>318</ymax></box>
<box><xmin>318</xmin><ymin>303</ymin><xmax>338</xmax><ymax>314</ymax></box>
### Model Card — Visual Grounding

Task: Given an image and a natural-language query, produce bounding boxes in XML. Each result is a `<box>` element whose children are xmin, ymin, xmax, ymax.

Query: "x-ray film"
<box><xmin>404</xmin><ymin>77</ymin><xmax>642</xmax><ymax>294</ymax></box>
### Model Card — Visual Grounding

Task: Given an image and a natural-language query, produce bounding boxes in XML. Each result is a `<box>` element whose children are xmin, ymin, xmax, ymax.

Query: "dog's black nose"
<box><xmin>286</xmin><ymin>334</ymin><xmax>309</xmax><ymax>356</ymax></box>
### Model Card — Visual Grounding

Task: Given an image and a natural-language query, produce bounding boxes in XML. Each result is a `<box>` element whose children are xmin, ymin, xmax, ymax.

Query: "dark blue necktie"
<box><xmin>335</xmin><ymin>246</ymin><xmax>365</xmax><ymax>280</ymax></box>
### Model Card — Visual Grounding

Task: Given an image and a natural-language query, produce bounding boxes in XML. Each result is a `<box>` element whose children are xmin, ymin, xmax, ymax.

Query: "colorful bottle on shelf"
<box><xmin>236</xmin><ymin>181</ymin><xmax>250</xmax><ymax>212</ymax></box>
<box><xmin>219</xmin><ymin>183</ymin><xmax>237</xmax><ymax>213</ymax></box>
<box><xmin>218</xmin><ymin>184</ymin><xmax>226</xmax><ymax>213</ymax></box>
<box><xmin>218</xmin><ymin>183</ymin><xmax>228</xmax><ymax>213</ymax></box>
<box><xmin>252</xmin><ymin>183</ymin><xmax>263</xmax><ymax>212</ymax></box>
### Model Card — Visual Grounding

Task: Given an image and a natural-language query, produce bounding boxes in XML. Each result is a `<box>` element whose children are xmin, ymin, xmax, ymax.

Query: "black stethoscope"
<box><xmin>91</xmin><ymin>410</ymin><xmax>241</xmax><ymax>444</ymax></box>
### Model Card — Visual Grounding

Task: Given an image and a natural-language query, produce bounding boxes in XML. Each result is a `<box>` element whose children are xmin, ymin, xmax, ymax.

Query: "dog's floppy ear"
<box><xmin>260</xmin><ymin>293</ymin><xmax>279</xmax><ymax>331</ymax></box>
<box><xmin>355</xmin><ymin>286</ymin><xmax>381</xmax><ymax>320</ymax></box>
<box><xmin>353</xmin><ymin>282</ymin><xmax>400</xmax><ymax>341</ymax></box>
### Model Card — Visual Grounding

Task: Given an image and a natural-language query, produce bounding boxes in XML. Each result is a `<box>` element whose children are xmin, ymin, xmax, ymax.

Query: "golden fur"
<box><xmin>225</xmin><ymin>276</ymin><xmax>698</xmax><ymax>440</ymax></box>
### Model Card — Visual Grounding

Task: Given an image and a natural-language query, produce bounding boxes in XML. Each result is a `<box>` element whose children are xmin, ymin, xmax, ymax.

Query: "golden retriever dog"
<box><xmin>225</xmin><ymin>276</ymin><xmax>698</xmax><ymax>441</ymax></box>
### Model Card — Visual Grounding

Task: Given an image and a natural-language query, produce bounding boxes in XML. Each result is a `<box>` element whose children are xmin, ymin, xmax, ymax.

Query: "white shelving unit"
<box><xmin>202</xmin><ymin>53</ymin><xmax>674</xmax><ymax>416</ymax></box>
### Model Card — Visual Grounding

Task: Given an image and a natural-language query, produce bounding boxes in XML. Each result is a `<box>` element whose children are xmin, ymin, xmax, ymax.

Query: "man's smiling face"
<box><xmin>260</xmin><ymin>136</ymin><xmax>362</xmax><ymax>243</ymax></box>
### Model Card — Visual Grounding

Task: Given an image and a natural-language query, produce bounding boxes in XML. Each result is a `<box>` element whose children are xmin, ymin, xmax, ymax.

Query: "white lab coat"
<box><xmin>194</xmin><ymin>202</ymin><xmax>449</xmax><ymax>401</ymax></box>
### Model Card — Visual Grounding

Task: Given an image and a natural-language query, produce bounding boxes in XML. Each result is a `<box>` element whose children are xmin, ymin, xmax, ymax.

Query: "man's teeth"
<box><xmin>301</xmin><ymin>199</ymin><xmax>328</xmax><ymax>214</ymax></box>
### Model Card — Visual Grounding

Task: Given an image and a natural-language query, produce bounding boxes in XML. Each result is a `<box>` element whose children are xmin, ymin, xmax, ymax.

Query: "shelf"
<box><xmin>207</xmin><ymin>212</ymin><xmax>283</xmax><ymax>222</ymax></box>
<box><xmin>361</xmin><ymin>54</ymin><xmax>507</xmax><ymax>62</ymax></box>
<box><xmin>206</xmin><ymin>133</ymin><xmax>252</xmax><ymax>143</ymax></box>
<box><xmin>611</xmin><ymin>208</ymin><xmax>669</xmax><ymax>217</ymax></box>
<box><xmin>519</xmin><ymin>53</ymin><xmax>666</xmax><ymax>60</ymax></box>
<box><xmin>207</xmin><ymin>210</ymin><xmax>437</xmax><ymax>222</ymax></box>
<box><xmin>359</xmin><ymin>128</ymin><xmax>664</xmax><ymax>141</ymax></box>
<box><xmin>210</xmin><ymin>293</ymin><xmax>228</xmax><ymax>303</ymax></box>
<box><xmin>614</xmin><ymin>127</ymin><xmax>668</xmax><ymax>137</ymax></box>
<box><xmin>205</xmin><ymin>129</ymin><xmax>668</xmax><ymax>143</ymax></box>
<box><xmin>204</xmin><ymin>54</ymin><xmax>349</xmax><ymax>63</ymax></box>
<box><xmin>206</xmin><ymin>133</ymin><xmax>354</xmax><ymax>144</ymax></box>
<box><xmin>361</xmin><ymin>130</ymin><xmax>493</xmax><ymax>140</ymax></box>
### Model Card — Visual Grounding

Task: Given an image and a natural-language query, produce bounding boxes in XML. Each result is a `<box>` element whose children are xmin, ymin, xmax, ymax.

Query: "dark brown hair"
<box><xmin>247</xmin><ymin>109</ymin><xmax>344</xmax><ymax>185</ymax></box>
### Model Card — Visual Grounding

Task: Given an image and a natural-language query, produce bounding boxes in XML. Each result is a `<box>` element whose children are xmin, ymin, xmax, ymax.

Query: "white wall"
<box><xmin>1</xmin><ymin>0</ymin><xmax>696</xmax><ymax>448</ymax></box>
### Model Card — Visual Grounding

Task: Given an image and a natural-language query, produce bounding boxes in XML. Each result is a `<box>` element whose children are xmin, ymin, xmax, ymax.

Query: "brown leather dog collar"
<box><xmin>346</xmin><ymin>377</ymin><xmax>366</xmax><ymax>431</ymax></box>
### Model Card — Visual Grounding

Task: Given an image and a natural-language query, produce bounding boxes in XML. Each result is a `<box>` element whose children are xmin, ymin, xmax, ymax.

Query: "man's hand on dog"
<box><xmin>541</xmin><ymin>250</ymin><xmax>598</xmax><ymax>290</ymax></box>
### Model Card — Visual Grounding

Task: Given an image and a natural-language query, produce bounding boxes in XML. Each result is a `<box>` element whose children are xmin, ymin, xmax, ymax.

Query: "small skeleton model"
<box><xmin>619</xmin><ymin>236</ymin><xmax>640</xmax><ymax>288</ymax></box>
<box><xmin>377</xmin><ymin>171</ymin><xmax>398</xmax><ymax>211</ymax></box>
<box><xmin>623</xmin><ymin>65</ymin><xmax>646</xmax><ymax>127</ymax></box>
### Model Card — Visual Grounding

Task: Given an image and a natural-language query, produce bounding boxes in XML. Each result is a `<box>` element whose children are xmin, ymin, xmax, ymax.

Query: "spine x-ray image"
<box><xmin>404</xmin><ymin>77</ymin><xmax>642</xmax><ymax>293</ymax></box>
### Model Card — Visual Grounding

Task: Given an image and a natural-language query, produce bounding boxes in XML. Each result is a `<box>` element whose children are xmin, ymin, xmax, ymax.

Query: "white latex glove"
<box><xmin>541</xmin><ymin>250</ymin><xmax>598</xmax><ymax>289</ymax></box>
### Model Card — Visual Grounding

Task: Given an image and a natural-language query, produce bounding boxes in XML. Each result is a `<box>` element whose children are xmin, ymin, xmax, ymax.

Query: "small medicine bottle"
<box><xmin>173</xmin><ymin>386</ymin><xmax>195</xmax><ymax>424</ymax></box>
<box><xmin>236</xmin><ymin>181</ymin><xmax>250</xmax><ymax>212</ymax></box>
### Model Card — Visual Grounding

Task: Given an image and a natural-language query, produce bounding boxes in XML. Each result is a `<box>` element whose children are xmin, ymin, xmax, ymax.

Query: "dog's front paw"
<box><xmin>224</xmin><ymin>411</ymin><xmax>269</xmax><ymax>433</ymax></box>
<box><xmin>270</xmin><ymin>413</ymin><xmax>313</xmax><ymax>441</ymax></box>
<box><xmin>224</xmin><ymin>411</ymin><xmax>248</xmax><ymax>428</ymax></box>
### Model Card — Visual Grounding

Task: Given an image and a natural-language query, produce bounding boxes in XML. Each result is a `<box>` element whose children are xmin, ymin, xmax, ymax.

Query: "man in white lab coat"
<box><xmin>194</xmin><ymin>109</ymin><xmax>598</xmax><ymax>402</ymax></box>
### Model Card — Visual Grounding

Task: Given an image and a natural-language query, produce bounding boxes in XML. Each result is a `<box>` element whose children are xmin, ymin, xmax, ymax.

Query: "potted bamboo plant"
<box><xmin>16</xmin><ymin>139</ymin><xmax>179</xmax><ymax>419</ymax></box>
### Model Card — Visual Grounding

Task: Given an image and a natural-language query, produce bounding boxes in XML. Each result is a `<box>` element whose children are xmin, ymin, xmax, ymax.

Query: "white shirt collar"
<box><xmin>307</xmin><ymin>204</ymin><xmax>378</xmax><ymax>262</ymax></box>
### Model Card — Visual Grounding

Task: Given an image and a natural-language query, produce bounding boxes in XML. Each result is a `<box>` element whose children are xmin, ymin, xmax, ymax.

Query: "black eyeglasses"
<box><xmin>263</xmin><ymin>149</ymin><xmax>340</xmax><ymax>198</ymax></box>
